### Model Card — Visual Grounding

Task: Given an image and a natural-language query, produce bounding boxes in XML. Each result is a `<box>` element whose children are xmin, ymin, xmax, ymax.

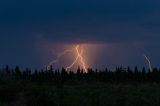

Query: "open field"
<box><xmin>0</xmin><ymin>81</ymin><xmax>160</xmax><ymax>106</ymax></box>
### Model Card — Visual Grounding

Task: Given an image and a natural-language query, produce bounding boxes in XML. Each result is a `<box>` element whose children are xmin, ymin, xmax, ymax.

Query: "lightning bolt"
<box><xmin>47</xmin><ymin>45</ymin><xmax>88</xmax><ymax>73</ymax></box>
<box><xmin>47</xmin><ymin>50</ymin><xmax>72</xmax><ymax>70</ymax></box>
<box><xmin>66</xmin><ymin>45</ymin><xmax>87</xmax><ymax>73</ymax></box>
<box><xmin>143</xmin><ymin>54</ymin><xmax>153</xmax><ymax>72</ymax></box>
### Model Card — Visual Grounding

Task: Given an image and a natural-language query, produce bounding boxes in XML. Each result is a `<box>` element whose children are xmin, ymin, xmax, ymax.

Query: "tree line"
<box><xmin>0</xmin><ymin>65</ymin><xmax>160</xmax><ymax>84</ymax></box>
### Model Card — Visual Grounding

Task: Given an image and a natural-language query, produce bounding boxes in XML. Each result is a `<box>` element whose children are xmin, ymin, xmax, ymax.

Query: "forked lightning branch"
<box><xmin>47</xmin><ymin>45</ymin><xmax>88</xmax><ymax>73</ymax></box>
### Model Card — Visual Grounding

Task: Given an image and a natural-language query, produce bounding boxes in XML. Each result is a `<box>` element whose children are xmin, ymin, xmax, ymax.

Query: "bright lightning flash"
<box><xmin>47</xmin><ymin>45</ymin><xmax>88</xmax><ymax>73</ymax></box>
<box><xmin>143</xmin><ymin>54</ymin><xmax>153</xmax><ymax>72</ymax></box>
<box><xmin>66</xmin><ymin>45</ymin><xmax>87</xmax><ymax>73</ymax></box>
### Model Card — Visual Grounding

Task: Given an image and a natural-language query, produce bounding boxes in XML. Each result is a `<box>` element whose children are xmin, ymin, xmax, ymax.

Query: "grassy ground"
<box><xmin>0</xmin><ymin>81</ymin><xmax>160</xmax><ymax>106</ymax></box>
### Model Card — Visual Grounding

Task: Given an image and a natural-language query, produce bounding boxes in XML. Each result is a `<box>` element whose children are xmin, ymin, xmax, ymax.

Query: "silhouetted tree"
<box><xmin>15</xmin><ymin>66</ymin><xmax>21</xmax><ymax>80</ymax></box>
<box><xmin>1</xmin><ymin>65</ymin><xmax>160</xmax><ymax>84</ymax></box>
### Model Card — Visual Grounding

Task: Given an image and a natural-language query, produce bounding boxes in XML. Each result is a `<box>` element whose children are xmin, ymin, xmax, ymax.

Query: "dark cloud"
<box><xmin>0</xmin><ymin>0</ymin><xmax>160</xmax><ymax>68</ymax></box>
<box><xmin>0</xmin><ymin>0</ymin><xmax>159</xmax><ymax>43</ymax></box>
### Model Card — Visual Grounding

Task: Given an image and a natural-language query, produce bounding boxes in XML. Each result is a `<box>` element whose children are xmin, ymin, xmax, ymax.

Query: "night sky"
<box><xmin>0</xmin><ymin>0</ymin><xmax>160</xmax><ymax>70</ymax></box>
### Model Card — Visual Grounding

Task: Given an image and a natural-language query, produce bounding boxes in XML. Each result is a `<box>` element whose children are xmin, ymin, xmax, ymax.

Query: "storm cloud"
<box><xmin>0</xmin><ymin>0</ymin><xmax>160</xmax><ymax>69</ymax></box>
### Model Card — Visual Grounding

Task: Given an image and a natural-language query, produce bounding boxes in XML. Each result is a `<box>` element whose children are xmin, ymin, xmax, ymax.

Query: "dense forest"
<box><xmin>0</xmin><ymin>65</ymin><xmax>160</xmax><ymax>84</ymax></box>
<box><xmin>1</xmin><ymin>65</ymin><xmax>160</xmax><ymax>106</ymax></box>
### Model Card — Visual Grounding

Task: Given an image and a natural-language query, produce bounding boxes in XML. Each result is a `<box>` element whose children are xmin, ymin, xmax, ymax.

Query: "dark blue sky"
<box><xmin>0</xmin><ymin>0</ymin><xmax>160</xmax><ymax>69</ymax></box>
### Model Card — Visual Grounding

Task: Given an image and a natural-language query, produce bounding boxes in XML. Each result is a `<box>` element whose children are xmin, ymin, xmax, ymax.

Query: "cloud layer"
<box><xmin>0</xmin><ymin>0</ymin><xmax>160</xmax><ymax>68</ymax></box>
